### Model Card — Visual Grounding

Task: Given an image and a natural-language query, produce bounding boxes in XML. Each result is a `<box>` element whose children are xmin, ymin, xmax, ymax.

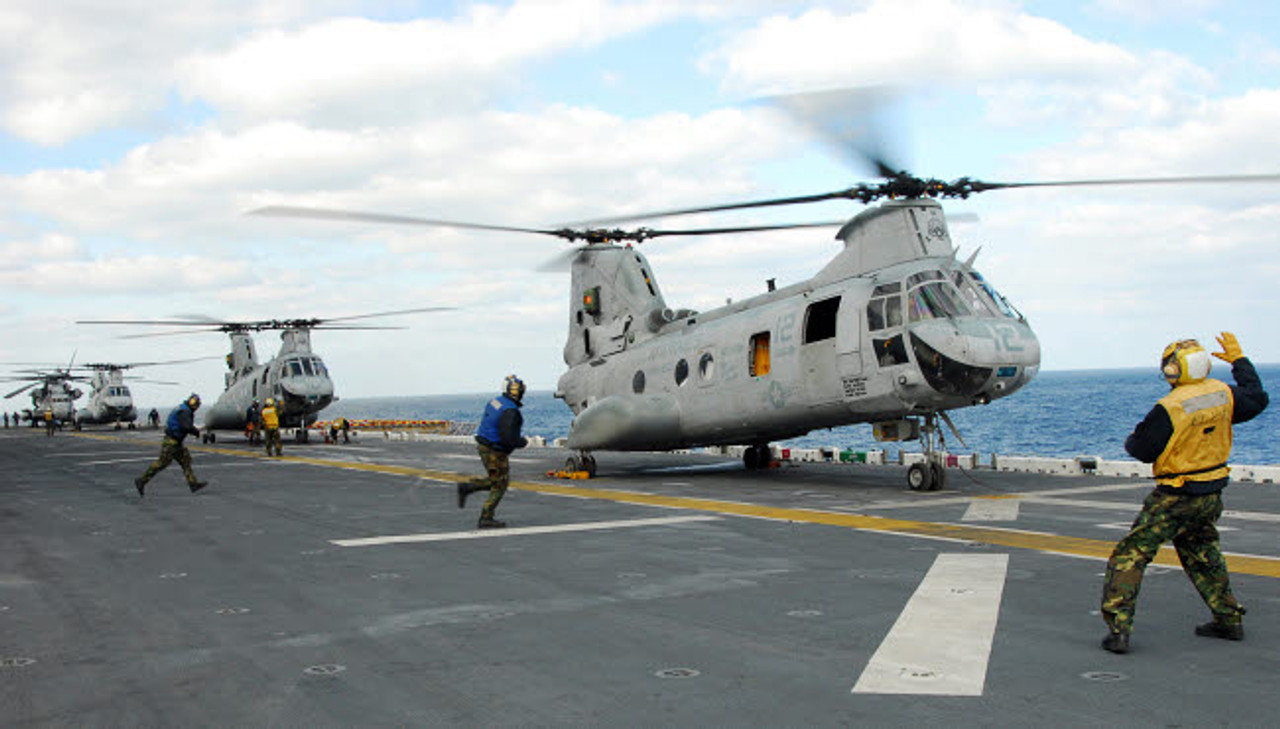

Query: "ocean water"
<box><xmin>323</xmin><ymin>364</ymin><xmax>1279</xmax><ymax>466</ymax></box>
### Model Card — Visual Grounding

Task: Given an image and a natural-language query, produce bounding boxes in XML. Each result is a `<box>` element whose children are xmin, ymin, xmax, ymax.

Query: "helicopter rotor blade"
<box><xmin>5</xmin><ymin>382</ymin><xmax>39</xmax><ymax>399</ymax></box>
<box><xmin>962</xmin><ymin>172</ymin><xmax>1280</xmax><ymax>193</ymax></box>
<box><xmin>250</xmin><ymin>206</ymin><xmax>574</xmax><ymax>239</ymax></box>
<box><xmin>762</xmin><ymin>85</ymin><xmax>906</xmax><ymax>179</ymax></box>
<box><xmin>317</xmin><ymin>306</ymin><xmax>456</xmax><ymax>324</ymax></box>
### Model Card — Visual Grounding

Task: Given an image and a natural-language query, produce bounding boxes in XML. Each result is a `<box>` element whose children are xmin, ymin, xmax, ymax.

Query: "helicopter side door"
<box><xmin>800</xmin><ymin>294</ymin><xmax>842</xmax><ymax>406</ymax></box>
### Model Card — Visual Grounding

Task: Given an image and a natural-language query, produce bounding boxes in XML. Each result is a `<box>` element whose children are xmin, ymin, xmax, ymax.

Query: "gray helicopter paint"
<box><xmin>75</xmin><ymin>369</ymin><xmax>138</xmax><ymax>426</ymax></box>
<box><xmin>557</xmin><ymin>199</ymin><xmax>1042</xmax><ymax>452</ymax></box>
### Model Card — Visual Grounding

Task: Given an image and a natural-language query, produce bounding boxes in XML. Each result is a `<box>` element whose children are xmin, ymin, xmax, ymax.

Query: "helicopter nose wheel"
<box><xmin>743</xmin><ymin>443</ymin><xmax>773</xmax><ymax>470</ymax></box>
<box><xmin>564</xmin><ymin>453</ymin><xmax>597</xmax><ymax>478</ymax></box>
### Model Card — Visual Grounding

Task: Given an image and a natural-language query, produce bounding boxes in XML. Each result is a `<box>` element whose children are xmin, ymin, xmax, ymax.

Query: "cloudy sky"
<box><xmin>3</xmin><ymin>0</ymin><xmax>1279</xmax><ymax>407</ymax></box>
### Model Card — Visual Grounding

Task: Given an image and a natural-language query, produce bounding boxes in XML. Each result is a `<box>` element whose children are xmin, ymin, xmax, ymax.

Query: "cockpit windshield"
<box><xmin>907</xmin><ymin>280</ymin><xmax>971</xmax><ymax>322</ymax></box>
<box><xmin>966</xmin><ymin>271</ymin><xmax>1021</xmax><ymax>320</ymax></box>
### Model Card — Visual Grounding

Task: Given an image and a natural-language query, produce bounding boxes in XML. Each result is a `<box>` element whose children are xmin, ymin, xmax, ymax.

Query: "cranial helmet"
<box><xmin>187</xmin><ymin>393</ymin><xmax>202</xmax><ymax>409</ymax></box>
<box><xmin>504</xmin><ymin>374</ymin><xmax>526</xmax><ymax>403</ymax></box>
<box><xmin>265</xmin><ymin>397</ymin><xmax>275</xmax><ymax>407</ymax></box>
<box><xmin>1161</xmin><ymin>339</ymin><xmax>1212</xmax><ymax>386</ymax></box>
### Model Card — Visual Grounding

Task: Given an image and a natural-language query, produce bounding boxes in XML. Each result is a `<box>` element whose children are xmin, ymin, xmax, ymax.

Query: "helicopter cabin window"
<box><xmin>632</xmin><ymin>370</ymin><xmax>646</xmax><ymax>394</ymax></box>
<box><xmin>674</xmin><ymin>358</ymin><xmax>689</xmax><ymax>386</ymax></box>
<box><xmin>803</xmin><ymin>297</ymin><xmax>841</xmax><ymax>344</ymax></box>
<box><xmin>699</xmin><ymin>352</ymin><xmax>715</xmax><ymax>381</ymax></box>
<box><xmin>749</xmin><ymin>332</ymin><xmax>771</xmax><ymax>377</ymax></box>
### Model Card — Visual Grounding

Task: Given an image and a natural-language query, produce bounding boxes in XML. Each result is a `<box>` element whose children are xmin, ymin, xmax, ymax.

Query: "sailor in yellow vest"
<box><xmin>260</xmin><ymin>397</ymin><xmax>283</xmax><ymax>457</ymax></box>
<box><xmin>1100</xmin><ymin>332</ymin><xmax>1269</xmax><ymax>654</ymax></box>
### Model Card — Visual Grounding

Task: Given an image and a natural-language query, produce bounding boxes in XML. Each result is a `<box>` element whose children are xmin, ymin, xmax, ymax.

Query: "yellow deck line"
<box><xmin>71</xmin><ymin>432</ymin><xmax>1280</xmax><ymax>578</ymax></box>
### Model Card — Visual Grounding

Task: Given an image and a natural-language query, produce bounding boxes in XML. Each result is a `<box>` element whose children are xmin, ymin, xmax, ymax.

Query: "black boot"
<box><xmin>456</xmin><ymin>482</ymin><xmax>470</xmax><ymax>509</ymax></box>
<box><xmin>135</xmin><ymin>477</ymin><xmax>146</xmax><ymax>497</ymax></box>
<box><xmin>1101</xmin><ymin>631</ymin><xmax>1130</xmax><ymax>654</ymax></box>
<box><xmin>189</xmin><ymin>481</ymin><xmax>208</xmax><ymax>493</ymax></box>
<box><xmin>477</xmin><ymin>515</ymin><xmax>506</xmax><ymax>529</ymax></box>
<box><xmin>1195</xmin><ymin>620</ymin><xmax>1244</xmax><ymax>641</ymax></box>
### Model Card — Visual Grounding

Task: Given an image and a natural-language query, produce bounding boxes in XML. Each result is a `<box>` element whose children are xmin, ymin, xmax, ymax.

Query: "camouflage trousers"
<box><xmin>467</xmin><ymin>442</ymin><xmax>510</xmax><ymax>519</ymax></box>
<box><xmin>138</xmin><ymin>437</ymin><xmax>199</xmax><ymax>487</ymax></box>
<box><xmin>1101</xmin><ymin>489</ymin><xmax>1244</xmax><ymax>635</ymax></box>
<box><xmin>264</xmin><ymin>428</ymin><xmax>282</xmax><ymax>456</ymax></box>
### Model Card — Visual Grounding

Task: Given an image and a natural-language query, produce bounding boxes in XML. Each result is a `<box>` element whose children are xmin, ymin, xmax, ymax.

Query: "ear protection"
<box><xmin>1161</xmin><ymin>339</ymin><xmax>1211</xmax><ymax>386</ymax></box>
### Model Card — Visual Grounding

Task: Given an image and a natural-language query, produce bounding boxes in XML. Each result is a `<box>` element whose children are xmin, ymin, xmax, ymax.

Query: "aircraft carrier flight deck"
<box><xmin>3</xmin><ymin>427</ymin><xmax>1279</xmax><ymax>728</ymax></box>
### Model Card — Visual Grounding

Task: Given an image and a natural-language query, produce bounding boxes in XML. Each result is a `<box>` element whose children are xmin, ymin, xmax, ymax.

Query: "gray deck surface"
<box><xmin>3</xmin><ymin>426</ymin><xmax>1279</xmax><ymax>728</ymax></box>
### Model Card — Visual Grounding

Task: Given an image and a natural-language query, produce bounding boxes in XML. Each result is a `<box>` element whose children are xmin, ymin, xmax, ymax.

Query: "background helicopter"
<box><xmin>80</xmin><ymin>308</ymin><xmax>451</xmax><ymax>443</ymax></box>
<box><xmin>251</xmin><ymin>92</ymin><xmax>1280</xmax><ymax>489</ymax></box>
<box><xmin>3</xmin><ymin>357</ymin><xmax>83</xmax><ymax>426</ymax></box>
<box><xmin>70</xmin><ymin>358</ymin><xmax>218</xmax><ymax>429</ymax></box>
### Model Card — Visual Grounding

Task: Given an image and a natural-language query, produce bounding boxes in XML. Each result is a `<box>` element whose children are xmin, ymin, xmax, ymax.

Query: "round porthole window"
<box><xmin>633</xmin><ymin>370</ymin><xmax>646</xmax><ymax>394</ymax></box>
<box><xmin>675</xmin><ymin>359</ymin><xmax>689</xmax><ymax>386</ymax></box>
<box><xmin>699</xmin><ymin>353</ymin><xmax>715</xmax><ymax>380</ymax></box>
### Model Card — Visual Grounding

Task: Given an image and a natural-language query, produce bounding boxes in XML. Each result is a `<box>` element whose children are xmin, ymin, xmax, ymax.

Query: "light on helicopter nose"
<box><xmin>973</xmin><ymin>393</ymin><xmax>991</xmax><ymax>405</ymax></box>
<box><xmin>898</xmin><ymin>375</ymin><xmax>908</xmax><ymax>385</ymax></box>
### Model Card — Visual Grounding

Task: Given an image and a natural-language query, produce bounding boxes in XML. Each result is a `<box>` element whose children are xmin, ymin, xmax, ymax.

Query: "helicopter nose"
<box><xmin>905</xmin><ymin>319</ymin><xmax>1041</xmax><ymax>400</ymax></box>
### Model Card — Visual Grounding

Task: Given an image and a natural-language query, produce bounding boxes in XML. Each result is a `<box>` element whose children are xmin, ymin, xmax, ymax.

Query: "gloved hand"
<box><xmin>1212</xmin><ymin>331</ymin><xmax>1244</xmax><ymax>363</ymax></box>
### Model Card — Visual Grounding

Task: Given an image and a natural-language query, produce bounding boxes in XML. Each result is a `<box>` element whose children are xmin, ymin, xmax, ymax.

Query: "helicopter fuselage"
<box><xmin>555</xmin><ymin>199</ymin><xmax>1041</xmax><ymax>451</ymax></box>
<box><xmin>75</xmin><ymin>371</ymin><xmax>138</xmax><ymax>426</ymax></box>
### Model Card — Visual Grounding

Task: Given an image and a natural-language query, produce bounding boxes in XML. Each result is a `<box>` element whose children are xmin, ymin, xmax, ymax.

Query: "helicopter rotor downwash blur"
<box><xmin>249</xmin><ymin>90</ymin><xmax>1280</xmax><ymax>489</ymax></box>
<box><xmin>79</xmin><ymin>307</ymin><xmax>452</xmax><ymax>443</ymax></box>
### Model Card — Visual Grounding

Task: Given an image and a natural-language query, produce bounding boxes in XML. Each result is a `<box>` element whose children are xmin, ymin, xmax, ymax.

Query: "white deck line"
<box><xmin>853</xmin><ymin>553</ymin><xmax>1009</xmax><ymax>696</ymax></box>
<box><xmin>961</xmin><ymin>499</ymin><xmax>1021</xmax><ymax>521</ymax></box>
<box><xmin>332</xmin><ymin>515</ymin><xmax>722</xmax><ymax>546</ymax></box>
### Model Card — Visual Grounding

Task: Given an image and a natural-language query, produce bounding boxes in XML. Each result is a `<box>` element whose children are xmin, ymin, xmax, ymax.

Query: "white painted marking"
<box><xmin>853</xmin><ymin>553</ymin><xmax>1009</xmax><ymax>696</ymax></box>
<box><xmin>961</xmin><ymin>499</ymin><xmax>1020</xmax><ymax>522</ymax></box>
<box><xmin>79</xmin><ymin>457</ymin><xmax>157</xmax><ymax>466</ymax></box>
<box><xmin>332</xmin><ymin>515</ymin><xmax>722</xmax><ymax>547</ymax></box>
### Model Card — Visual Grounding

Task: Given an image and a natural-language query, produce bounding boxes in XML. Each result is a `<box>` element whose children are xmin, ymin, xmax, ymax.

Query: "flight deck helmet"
<box><xmin>186</xmin><ymin>393</ymin><xmax>202</xmax><ymax>410</ymax></box>
<box><xmin>504</xmin><ymin>375</ymin><xmax>526</xmax><ymax>404</ymax></box>
<box><xmin>1161</xmin><ymin>339</ymin><xmax>1211</xmax><ymax>387</ymax></box>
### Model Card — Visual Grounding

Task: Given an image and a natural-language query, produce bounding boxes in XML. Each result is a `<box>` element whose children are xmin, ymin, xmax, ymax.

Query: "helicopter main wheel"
<box><xmin>907</xmin><ymin>462</ymin><xmax>933</xmax><ymax>492</ymax></box>
<box><xmin>296</xmin><ymin>429</ymin><xmax>309</xmax><ymax>444</ymax></box>
<box><xmin>565</xmin><ymin>455</ymin><xmax>581</xmax><ymax>472</ymax></box>
<box><xmin>743</xmin><ymin>444</ymin><xmax>772</xmax><ymax>470</ymax></box>
<box><xmin>582</xmin><ymin>454</ymin><xmax>597</xmax><ymax>478</ymax></box>
<box><xmin>929</xmin><ymin>462</ymin><xmax>946</xmax><ymax>492</ymax></box>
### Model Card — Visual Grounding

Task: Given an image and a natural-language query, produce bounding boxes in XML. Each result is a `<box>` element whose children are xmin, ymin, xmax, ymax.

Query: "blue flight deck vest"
<box><xmin>476</xmin><ymin>394</ymin><xmax>519</xmax><ymax>450</ymax></box>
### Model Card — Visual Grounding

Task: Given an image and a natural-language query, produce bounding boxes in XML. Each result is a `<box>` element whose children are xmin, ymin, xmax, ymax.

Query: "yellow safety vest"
<box><xmin>1154</xmin><ymin>379</ymin><xmax>1233</xmax><ymax>489</ymax></box>
<box><xmin>261</xmin><ymin>406</ymin><xmax>280</xmax><ymax>429</ymax></box>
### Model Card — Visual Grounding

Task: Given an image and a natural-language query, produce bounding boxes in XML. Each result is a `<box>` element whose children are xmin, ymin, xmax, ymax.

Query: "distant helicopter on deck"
<box><xmin>71</xmin><ymin>358</ymin><xmax>216</xmax><ymax>429</ymax></box>
<box><xmin>4</xmin><ymin>362</ymin><xmax>83</xmax><ymax>426</ymax></box>
<box><xmin>250</xmin><ymin>95</ymin><xmax>1280</xmax><ymax>489</ymax></box>
<box><xmin>79</xmin><ymin>308</ymin><xmax>451</xmax><ymax>443</ymax></box>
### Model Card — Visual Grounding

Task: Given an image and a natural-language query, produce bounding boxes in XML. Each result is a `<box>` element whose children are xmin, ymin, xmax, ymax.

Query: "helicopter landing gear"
<box><xmin>907</xmin><ymin>413</ymin><xmax>947</xmax><ymax>492</ymax></box>
<box><xmin>202</xmin><ymin>432</ymin><xmax>217</xmax><ymax>444</ymax></box>
<box><xmin>564</xmin><ymin>453</ymin><xmax>597</xmax><ymax>478</ymax></box>
<box><xmin>743</xmin><ymin>443</ymin><xmax>773</xmax><ymax>470</ymax></box>
<box><xmin>295</xmin><ymin>428</ymin><xmax>309</xmax><ymax>444</ymax></box>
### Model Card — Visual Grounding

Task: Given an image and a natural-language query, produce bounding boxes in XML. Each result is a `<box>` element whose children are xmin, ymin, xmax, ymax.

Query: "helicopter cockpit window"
<box><xmin>968</xmin><ymin>271</ymin><xmax>1021</xmax><ymax>319</ymax></box>
<box><xmin>632</xmin><ymin>370</ymin><xmax>646</xmax><ymax>394</ymax></box>
<box><xmin>120</xmin><ymin>386</ymin><xmax>131</xmax><ymax>397</ymax></box>
<box><xmin>311</xmin><ymin>358</ymin><xmax>328</xmax><ymax>377</ymax></box>
<box><xmin>952</xmin><ymin>271</ymin><xmax>995</xmax><ymax>316</ymax></box>
<box><xmin>867</xmin><ymin>289</ymin><xmax>903</xmax><ymax>333</ymax></box>
<box><xmin>287</xmin><ymin>360</ymin><xmax>303</xmax><ymax>377</ymax></box>
<box><xmin>907</xmin><ymin>282</ymin><xmax>971</xmax><ymax>322</ymax></box>
<box><xmin>906</xmin><ymin>270</ymin><xmax>945</xmax><ymax>287</ymax></box>
<box><xmin>300</xmin><ymin>359</ymin><xmax>315</xmax><ymax>376</ymax></box>
<box><xmin>803</xmin><ymin>297</ymin><xmax>841</xmax><ymax>344</ymax></box>
<box><xmin>874</xmin><ymin>334</ymin><xmax>909</xmax><ymax>366</ymax></box>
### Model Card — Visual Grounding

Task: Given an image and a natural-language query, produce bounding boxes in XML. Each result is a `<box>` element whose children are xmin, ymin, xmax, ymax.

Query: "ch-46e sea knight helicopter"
<box><xmin>71</xmin><ymin>357</ymin><xmax>216</xmax><ymax>429</ymax></box>
<box><xmin>252</xmin><ymin>154</ymin><xmax>1280</xmax><ymax>490</ymax></box>
<box><xmin>79</xmin><ymin>308</ymin><xmax>449</xmax><ymax>443</ymax></box>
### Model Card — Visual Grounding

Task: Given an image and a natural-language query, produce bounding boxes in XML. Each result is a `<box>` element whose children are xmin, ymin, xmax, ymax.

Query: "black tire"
<box><xmin>583</xmin><ymin>455</ymin><xmax>597</xmax><ymax>478</ymax></box>
<box><xmin>208</xmin><ymin>432</ymin><xmax>216</xmax><ymax>444</ymax></box>
<box><xmin>929</xmin><ymin>462</ymin><xmax>946</xmax><ymax>491</ymax></box>
<box><xmin>565</xmin><ymin>455</ymin><xmax>581</xmax><ymax>472</ymax></box>
<box><xmin>907</xmin><ymin>462</ymin><xmax>933</xmax><ymax>491</ymax></box>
